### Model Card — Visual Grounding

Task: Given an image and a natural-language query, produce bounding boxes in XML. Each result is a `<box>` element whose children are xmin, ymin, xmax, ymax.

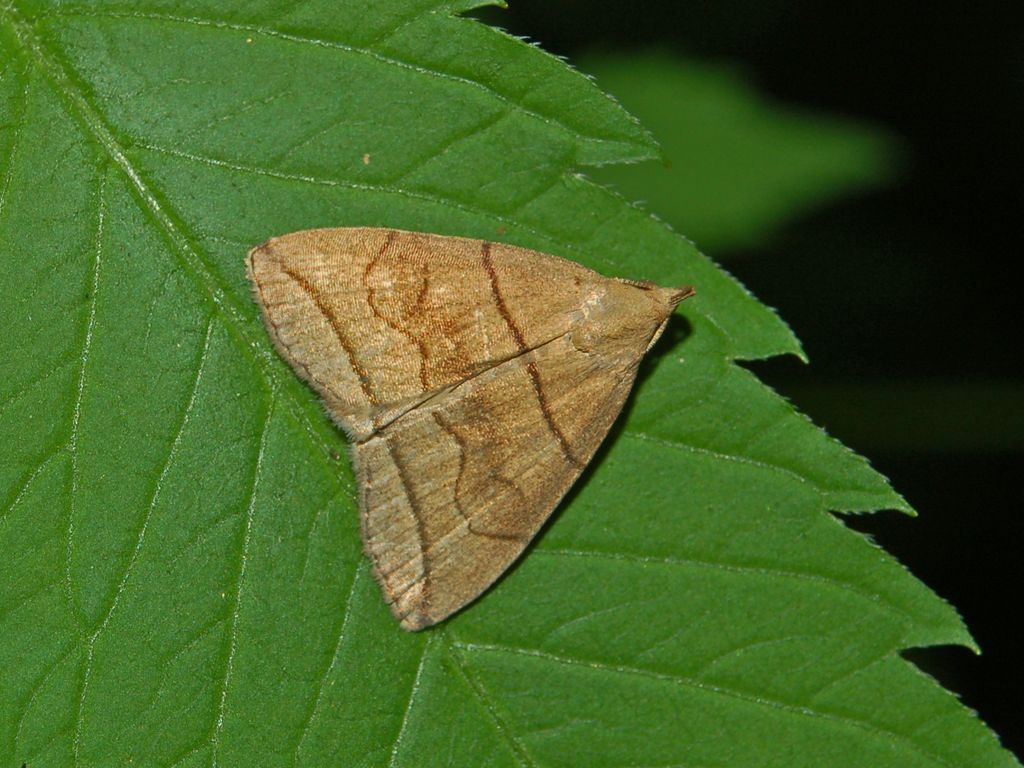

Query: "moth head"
<box><xmin>572</xmin><ymin>279</ymin><xmax>694</xmax><ymax>357</ymax></box>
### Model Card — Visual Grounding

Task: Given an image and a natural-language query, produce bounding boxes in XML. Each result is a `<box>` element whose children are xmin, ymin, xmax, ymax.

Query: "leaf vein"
<box><xmin>623</xmin><ymin>429</ymin><xmax>824</xmax><ymax>494</ymax></box>
<box><xmin>12</xmin><ymin>636</ymin><xmax>78</xmax><ymax>758</ymax></box>
<box><xmin>69</xmin><ymin>315</ymin><xmax>215</xmax><ymax>766</ymax></box>
<box><xmin>360</xmin><ymin>2</ymin><xmax>444</xmax><ymax>48</ymax></box>
<box><xmin>39</xmin><ymin>8</ymin><xmax>634</xmax><ymax>149</ymax></box>
<box><xmin>453</xmin><ymin>643</ymin><xmax>957</xmax><ymax>768</ymax></box>
<box><xmin>3</xmin><ymin>5</ymin><xmax>356</xmax><ymax>507</ymax></box>
<box><xmin>88</xmin><ymin>315</ymin><xmax>216</xmax><ymax>636</ymax></box>
<box><xmin>0</xmin><ymin>446</ymin><xmax>62</xmax><ymax>526</ymax></box>
<box><xmin>210</xmin><ymin>396</ymin><xmax>274</xmax><ymax>767</ymax></box>
<box><xmin>383</xmin><ymin>106</ymin><xmax>511</xmax><ymax>186</ymax></box>
<box><xmin>292</xmin><ymin>560</ymin><xmax>365</xmax><ymax>765</ymax></box>
<box><xmin>445</xmin><ymin>634</ymin><xmax>537</xmax><ymax>768</ymax></box>
<box><xmin>0</xmin><ymin>352</ymin><xmax>78</xmax><ymax>424</ymax></box>
<box><xmin>0</xmin><ymin>62</ymin><xmax>29</xmax><ymax>220</ymax></box>
<box><xmin>64</xmin><ymin>166</ymin><xmax>106</xmax><ymax>637</ymax></box>
<box><xmin>537</xmin><ymin>548</ymin><xmax>919</xmax><ymax>628</ymax></box>
<box><xmin>387</xmin><ymin>634</ymin><xmax>433</xmax><ymax>768</ymax></box>
<box><xmin>130</xmin><ymin>141</ymin><xmax>622</xmax><ymax>275</ymax></box>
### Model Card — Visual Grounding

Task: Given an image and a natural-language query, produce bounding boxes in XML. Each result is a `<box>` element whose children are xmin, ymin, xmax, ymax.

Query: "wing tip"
<box><xmin>365</xmin><ymin>551</ymin><xmax>436</xmax><ymax>631</ymax></box>
<box><xmin>398</xmin><ymin>610</ymin><xmax>434</xmax><ymax>632</ymax></box>
<box><xmin>669</xmin><ymin>285</ymin><xmax>696</xmax><ymax>307</ymax></box>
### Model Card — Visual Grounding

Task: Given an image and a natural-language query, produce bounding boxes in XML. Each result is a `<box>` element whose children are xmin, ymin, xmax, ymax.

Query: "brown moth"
<box><xmin>246</xmin><ymin>228</ymin><xmax>693</xmax><ymax>630</ymax></box>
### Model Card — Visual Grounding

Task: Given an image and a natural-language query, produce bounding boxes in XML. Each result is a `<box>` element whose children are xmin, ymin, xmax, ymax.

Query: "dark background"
<box><xmin>478</xmin><ymin>0</ymin><xmax>1023</xmax><ymax>757</ymax></box>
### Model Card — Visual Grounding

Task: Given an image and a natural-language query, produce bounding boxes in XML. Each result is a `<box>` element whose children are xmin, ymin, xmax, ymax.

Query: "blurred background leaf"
<box><xmin>580</xmin><ymin>49</ymin><xmax>898</xmax><ymax>253</ymax></box>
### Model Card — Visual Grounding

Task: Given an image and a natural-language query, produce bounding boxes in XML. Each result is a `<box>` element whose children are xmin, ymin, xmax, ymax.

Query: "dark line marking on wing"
<box><xmin>281</xmin><ymin>265</ymin><xmax>378</xmax><ymax>407</ymax></box>
<box><xmin>481</xmin><ymin>242</ymin><xmax>583</xmax><ymax>468</ymax></box>
<box><xmin>381</xmin><ymin>435</ymin><xmax>431</xmax><ymax>618</ymax></box>
<box><xmin>249</xmin><ymin>249</ymin><xmax>337</xmax><ymax>400</ymax></box>
<box><xmin>481</xmin><ymin>241</ymin><xmax>527</xmax><ymax>350</ymax></box>
<box><xmin>432</xmin><ymin>411</ymin><xmax>525</xmax><ymax>543</ymax></box>
<box><xmin>364</xmin><ymin>230</ymin><xmax>432</xmax><ymax>390</ymax></box>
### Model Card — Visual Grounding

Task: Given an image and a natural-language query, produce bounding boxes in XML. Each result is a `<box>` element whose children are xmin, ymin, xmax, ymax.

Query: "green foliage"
<box><xmin>580</xmin><ymin>49</ymin><xmax>898</xmax><ymax>253</ymax></box>
<box><xmin>0</xmin><ymin>2</ymin><xmax>1016</xmax><ymax>766</ymax></box>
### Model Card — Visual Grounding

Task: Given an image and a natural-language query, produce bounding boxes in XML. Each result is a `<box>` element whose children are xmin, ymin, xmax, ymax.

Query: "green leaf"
<box><xmin>580</xmin><ymin>49</ymin><xmax>898</xmax><ymax>253</ymax></box>
<box><xmin>0</xmin><ymin>2</ymin><xmax>1015</xmax><ymax>767</ymax></box>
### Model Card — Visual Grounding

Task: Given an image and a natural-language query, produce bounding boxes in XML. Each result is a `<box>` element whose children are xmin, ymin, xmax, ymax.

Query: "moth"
<box><xmin>246</xmin><ymin>228</ymin><xmax>693</xmax><ymax>630</ymax></box>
